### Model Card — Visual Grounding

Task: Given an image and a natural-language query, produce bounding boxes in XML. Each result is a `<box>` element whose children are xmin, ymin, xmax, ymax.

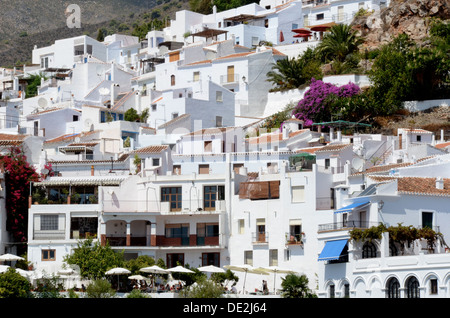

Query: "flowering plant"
<box><xmin>1</xmin><ymin>147</ymin><xmax>40</xmax><ymax>243</ymax></box>
<box><xmin>292</xmin><ymin>78</ymin><xmax>360</xmax><ymax>126</ymax></box>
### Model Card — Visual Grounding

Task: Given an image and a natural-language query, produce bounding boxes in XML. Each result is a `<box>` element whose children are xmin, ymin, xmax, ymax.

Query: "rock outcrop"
<box><xmin>352</xmin><ymin>0</ymin><xmax>450</xmax><ymax>49</ymax></box>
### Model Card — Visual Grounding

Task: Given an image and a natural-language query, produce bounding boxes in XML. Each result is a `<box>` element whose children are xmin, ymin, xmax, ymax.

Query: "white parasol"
<box><xmin>105</xmin><ymin>267</ymin><xmax>131</xmax><ymax>290</ymax></box>
<box><xmin>197</xmin><ymin>265</ymin><xmax>225</xmax><ymax>273</ymax></box>
<box><xmin>259</xmin><ymin>266</ymin><xmax>296</xmax><ymax>293</ymax></box>
<box><xmin>0</xmin><ymin>253</ymin><xmax>25</xmax><ymax>262</ymax></box>
<box><xmin>167</xmin><ymin>265</ymin><xmax>194</xmax><ymax>273</ymax></box>
<box><xmin>224</xmin><ymin>264</ymin><xmax>269</xmax><ymax>294</ymax></box>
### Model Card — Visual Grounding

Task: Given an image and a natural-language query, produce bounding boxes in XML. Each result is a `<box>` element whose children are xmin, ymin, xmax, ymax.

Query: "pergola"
<box><xmin>190</xmin><ymin>28</ymin><xmax>228</xmax><ymax>42</ymax></box>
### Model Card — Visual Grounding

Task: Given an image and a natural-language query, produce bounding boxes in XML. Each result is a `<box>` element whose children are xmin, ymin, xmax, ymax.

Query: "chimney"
<box><xmin>441</xmin><ymin>129</ymin><xmax>444</xmax><ymax>142</ymax></box>
<box><xmin>436</xmin><ymin>177</ymin><xmax>444</xmax><ymax>190</ymax></box>
<box><xmin>111</xmin><ymin>83</ymin><xmax>120</xmax><ymax>107</ymax></box>
<box><xmin>282</xmin><ymin>124</ymin><xmax>290</xmax><ymax>140</ymax></box>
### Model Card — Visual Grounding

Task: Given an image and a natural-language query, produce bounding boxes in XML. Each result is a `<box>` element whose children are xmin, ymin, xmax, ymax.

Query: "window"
<box><xmin>238</xmin><ymin>219</ymin><xmax>245</xmax><ymax>234</ymax></box>
<box><xmin>329</xmin><ymin>284</ymin><xmax>335</xmax><ymax>298</ymax></box>
<box><xmin>289</xmin><ymin>220</ymin><xmax>302</xmax><ymax>243</ymax></box>
<box><xmin>204</xmin><ymin>141</ymin><xmax>213</xmax><ymax>152</ymax></box>
<box><xmin>316</xmin><ymin>13</ymin><xmax>324</xmax><ymax>20</ymax></box>
<box><xmin>172</xmin><ymin>112</ymin><xmax>178</xmax><ymax>119</ymax></box>
<box><xmin>325</xmin><ymin>158</ymin><xmax>330</xmax><ymax>169</ymax></box>
<box><xmin>202</xmin><ymin>253</ymin><xmax>220</xmax><ymax>266</ymax></box>
<box><xmin>430</xmin><ymin>279</ymin><xmax>438</xmax><ymax>295</ymax></box>
<box><xmin>71</xmin><ymin>217</ymin><xmax>98</xmax><ymax>239</ymax></box>
<box><xmin>42</xmin><ymin>249</ymin><xmax>55</xmax><ymax>261</ymax></box>
<box><xmin>422</xmin><ymin>212</ymin><xmax>433</xmax><ymax>229</ymax></box>
<box><xmin>244</xmin><ymin>250</ymin><xmax>253</xmax><ymax>266</ymax></box>
<box><xmin>216</xmin><ymin>91</ymin><xmax>223</xmax><ymax>102</ymax></box>
<box><xmin>216</xmin><ymin>116</ymin><xmax>223</xmax><ymax>127</ymax></box>
<box><xmin>227</xmin><ymin>65</ymin><xmax>235</xmax><ymax>82</ymax></box>
<box><xmin>362</xmin><ymin>241</ymin><xmax>377</xmax><ymax>259</ymax></box>
<box><xmin>386</xmin><ymin>278</ymin><xmax>400</xmax><ymax>298</ymax></box>
<box><xmin>269</xmin><ymin>249</ymin><xmax>278</xmax><ymax>266</ymax></box>
<box><xmin>204</xmin><ymin>185</ymin><xmax>225</xmax><ymax>210</ymax></box>
<box><xmin>416</xmin><ymin>135</ymin><xmax>421</xmax><ymax>142</ymax></box>
<box><xmin>152</xmin><ymin>158</ymin><xmax>160</xmax><ymax>166</ymax></box>
<box><xmin>193</xmin><ymin>71</ymin><xmax>200</xmax><ymax>82</ymax></box>
<box><xmin>256</xmin><ymin>218</ymin><xmax>266</xmax><ymax>242</ymax></box>
<box><xmin>41</xmin><ymin>57</ymin><xmax>49</xmax><ymax>69</ymax></box>
<box><xmin>173</xmin><ymin>165</ymin><xmax>181</xmax><ymax>175</ymax></box>
<box><xmin>344</xmin><ymin>283</ymin><xmax>350</xmax><ymax>298</ymax></box>
<box><xmin>161</xmin><ymin>187</ymin><xmax>182</xmax><ymax>211</ymax></box>
<box><xmin>291</xmin><ymin>186</ymin><xmax>305</xmax><ymax>203</ymax></box>
<box><xmin>406</xmin><ymin>276</ymin><xmax>420</xmax><ymax>298</ymax></box>
<box><xmin>165</xmin><ymin>224</ymin><xmax>189</xmax><ymax>245</ymax></box>
<box><xmin>73</xmin><ymin>115</ymin><xmax>79</xmax><ymax>122</ymax></box>
<box><xmin>167</xmin><ymin>253</ymin><xmax>184</xmax><ymax>267</ymax></box>
<box><xmin>197</xmin><ymin>223</ymin><xmax>219</xmax><ymax>245</ymax></box>
<box><xmin>170</xmin><ymin>74</ymin><xmax>175</xmax><ymax>86</ymax></box>
<box><xmin>199</xmin><ymin>164</ymin><xmax>210</xmax><ymax>175</ymax></box>
<box><xmin>151</xmin><ymin>104</ymin><xmax>157</xmax><ymax>111</ymax></box>
<box><xmin>41</xmin><ymin>215</ymin><xmax>58</xmax><ymax>231</ymax></box>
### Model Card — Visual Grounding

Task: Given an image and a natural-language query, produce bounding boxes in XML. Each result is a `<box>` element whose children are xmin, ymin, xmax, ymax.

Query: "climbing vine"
<box><xmin>1</xmin><ymin>146</ymin><xmax>40</xmax><ymax>244</ymax></box>
<box><xmin>349</xmin><ymin>223</ymin><xmax>445</xmax><ymax>253</ymax></box>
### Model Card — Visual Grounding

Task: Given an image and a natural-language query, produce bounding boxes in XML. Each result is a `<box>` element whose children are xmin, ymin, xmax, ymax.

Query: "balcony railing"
<box><xmin>252</xmin><ymin>232</ymin><xmax>269</xmax><ymax>244</ymax></box>
<box><xmin>102</xmin><ymin>199</ymin><xmax>226</xmax><ymax>213</ymax></box>
<box><xmin>220</xmin><ymin>74</ymin><xmax>239</xmax><ymax>85</ymax></box>
<box><xmin>318</xmin><ymin>221</ymin><xmax>380</xmax><ymax>233</ymax></box>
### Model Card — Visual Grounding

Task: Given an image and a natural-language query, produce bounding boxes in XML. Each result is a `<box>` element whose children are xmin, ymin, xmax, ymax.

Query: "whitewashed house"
<box><xmin>317</xmin><ymin>156</ymin><xmax>450</xmax><ymax>298</ymax></box>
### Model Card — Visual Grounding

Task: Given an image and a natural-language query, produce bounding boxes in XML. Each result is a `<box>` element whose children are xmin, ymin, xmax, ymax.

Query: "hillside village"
<box><xmin>0</xmin><ymin>0</ymin><xmax>449</xmax><ymax>298</ymax></box>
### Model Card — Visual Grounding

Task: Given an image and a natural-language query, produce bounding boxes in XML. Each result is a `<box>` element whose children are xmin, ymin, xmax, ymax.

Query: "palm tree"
<box><xmin>266</xmin><ymin>57</ymin><xmax>305</xmax><ymax>91</ymax></box>
<box><xmin>317</xmin><ymin>24</ymin><xmax>364</xmax><ymax>63</ymax></box>
<box><xmin>280</xmin><ymin>273</ymin><xmax>317</xmax><ymax>298</ymax></box>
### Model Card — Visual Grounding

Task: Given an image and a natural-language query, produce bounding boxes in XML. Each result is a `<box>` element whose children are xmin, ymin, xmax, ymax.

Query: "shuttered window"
<box><xmin>238</xmin><ymin>181</ymin><xmax>280</xmax><ymax>200</ymax></box>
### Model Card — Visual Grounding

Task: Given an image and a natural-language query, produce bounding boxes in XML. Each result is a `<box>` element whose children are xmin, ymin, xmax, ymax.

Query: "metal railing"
<box><xmin>318</xmin><ymin>221</ymin><xmax>380</xmax><ymax>233</ymax></box>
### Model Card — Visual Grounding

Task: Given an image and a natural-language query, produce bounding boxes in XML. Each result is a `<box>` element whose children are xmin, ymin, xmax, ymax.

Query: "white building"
<box><xmin>317</xmin><ymin>157</ymin><xmax>450</xmax><ymax>298</ymax></box>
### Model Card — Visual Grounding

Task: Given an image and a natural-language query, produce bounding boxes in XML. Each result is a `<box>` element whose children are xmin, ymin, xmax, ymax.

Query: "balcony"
<box><xmin>252</xmin><ymin>232</ymin><xmax>269</xmax><ymax>244</ymax></box>
<box><xmin>103</xmin><ymin>199</ymin><xmax>226</xmax><ymax>214</ymax></box>
<box><xmin>318</xmin><ymin>221</ymin><xmax>380</xmax><ymax>233</ymax></box>
<box><xmin>220</xmin><ymin>74</ymin><xmax>240</xmax><ymax>85</ymax></box>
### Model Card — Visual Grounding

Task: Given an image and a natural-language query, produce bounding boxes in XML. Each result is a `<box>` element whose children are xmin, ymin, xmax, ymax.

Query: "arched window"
<box><xmin>386</xmin><ymin>277</ymin><xmax>400</xmax><ymax>298</ymax></box>
<box><xmin>389</xmin><ymin>243</ymin><xmax>398</xmax><ymax>256</ymax></box>
<box><xmin>362</xmin><ymin>241</ymin><xmax>377</xmax><ymax>259</ymax></box>
<box><xmin>406</xmin><ymin>276</ymin><xmax>420</xmax><ymax>298</ymax></box>
<box><xmin>170</xmin><ymin>75</ymin><xmax>175</xmax><ymax>86</ymax></box>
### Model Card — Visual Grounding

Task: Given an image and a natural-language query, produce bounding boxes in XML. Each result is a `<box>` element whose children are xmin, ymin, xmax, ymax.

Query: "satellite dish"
<box><xmin>74</xmin><ymin>137</ymin><xmax>81</xmax><ymax>143</ymax></box>
<box><xmin>37</xmin><ymin>98</ymin><xmax>48</xmax><ymax>108</ymax></box>
<box><xmin>352</xmin><ymin>157</ymin><xmax>364</xmax><ymax>172</ymax></box>
<box><xmin>99</xmin><ymin>87</ymin><xmax>110</xmax><ymax>96</ymax></box>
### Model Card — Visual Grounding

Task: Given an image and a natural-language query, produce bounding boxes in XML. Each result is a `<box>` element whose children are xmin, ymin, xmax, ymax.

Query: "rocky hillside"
<box><xmin>0</xmin><ymin>0</ymin><xmax>189</xmax><ymax>67</ymax></box>
<box><xmin>352</xmin><ymin>0</ymin><xmax>450</xmax><ymax>49</ymax></box>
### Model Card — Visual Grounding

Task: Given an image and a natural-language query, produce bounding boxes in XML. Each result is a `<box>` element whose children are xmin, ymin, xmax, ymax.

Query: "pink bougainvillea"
<box><xmin>292</xmin><ymin>78</ymin><xmax>360</xmax><ymax>126</ymax></box>
<box><xmin>1</xmin><ymin>146</ymin><xmax>40</xmax><ymax>243</ymax></box>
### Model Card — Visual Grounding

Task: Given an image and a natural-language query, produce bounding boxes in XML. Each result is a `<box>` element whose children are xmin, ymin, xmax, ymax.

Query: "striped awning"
<box><xmin>34</xmin><ymin>176</ymin><xmax>127</xmax><ymax>186</ymax></box>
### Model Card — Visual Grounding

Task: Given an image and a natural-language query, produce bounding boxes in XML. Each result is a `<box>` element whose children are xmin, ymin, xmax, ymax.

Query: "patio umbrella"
<box><xmin>105</xmin><ymin>267</ymin><xmax>131</xmax><ymax>291</ymax></box>
<box><xmin>128</xmin><ymin>274</ymin><xmax>147</xmax><ymax>280</ymax></box>
<box><xmin>224</xmin><ymin>264</ymin><xmax>268</xmax><ymax>294</ymax></box>
<box><xmin>16</xmin><ymin>268</ymin><xmax>32</xmax><ymax>279</ymax></box>
<box><xmin>0</xmin><ymin>265</ymin><xmax>10</xmax><ymax>273</ymax></box>
<box><xmin>0</xmin><ymin>253</ymin><xmax>24</xmax><ymax>262</ymax></box>
<box><xmin>259</xmin><ymin>266</ymin><xmax>296</xmax><ymax>293</ymax></box>
<box><xmin>140</xmin><ymin>265</ymin><xmax>168</xmax><ymax>292</ymax></box>
<box><xmin>140</xmin><ymin>265</ymin><xmax>167</xmax><ymax>274</ymax></box>
<box><xmin>197</xmin><ymin>265</ymin><xmax>225</xmax><ymax>273</ymax></box>
<box><xmin>167</xmin><ymin>265</ymin><xmax>194</xmax><ymax>274</ymax></box>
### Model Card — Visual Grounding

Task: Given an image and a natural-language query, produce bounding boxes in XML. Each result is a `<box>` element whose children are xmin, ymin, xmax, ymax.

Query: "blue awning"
<box><xmin>334</xmin><ymin>200</ymin><xmax>370</xmax><ymax>214</ymax></box>
<box><xmin>318</xmin><ymin>239</ymin><xmax>348</xmax><ymax>261</ymax></box>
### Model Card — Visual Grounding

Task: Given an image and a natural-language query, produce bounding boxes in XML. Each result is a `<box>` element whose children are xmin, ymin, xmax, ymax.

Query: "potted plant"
<box><xmin>71</xmin><ymin>192</ymin><xmax>81</xmax><ymax>204</ymax></box>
